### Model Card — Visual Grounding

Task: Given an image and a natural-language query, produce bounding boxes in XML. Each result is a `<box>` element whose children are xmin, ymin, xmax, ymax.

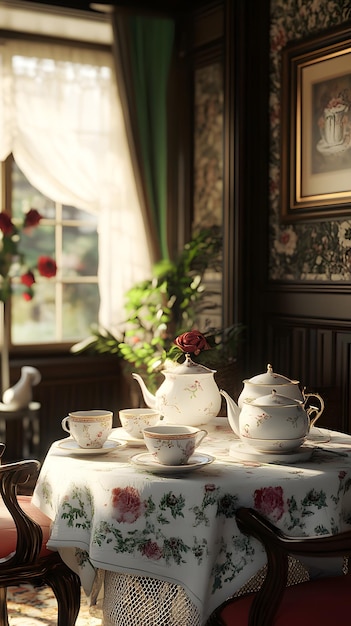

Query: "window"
<box><xmin>0</xmin><ymin>10</ymin><xmax>153</xmax><ymax>352</ymax></box>
<box><xmin>8</xmin><ymin>158</ymin><xmax>99</xmax><ymax>345</ymax></box>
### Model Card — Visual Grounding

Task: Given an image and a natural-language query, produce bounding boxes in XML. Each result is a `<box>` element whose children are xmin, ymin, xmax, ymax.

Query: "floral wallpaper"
<box><xmin>270</xmin><ymin>0</ymin><xmax>351</xmax><ymax>280</ymax></box>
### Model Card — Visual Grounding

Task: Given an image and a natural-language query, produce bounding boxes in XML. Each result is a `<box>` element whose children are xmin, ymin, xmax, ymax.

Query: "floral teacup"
<box><xmin>61</xmin><ymin>409</ymin><xmax>113</xmax><ymax>448</ymax></box>
<box><xmin>119</xmin><ymin>408</ymin><xmax>161</xmax><ymax>439</ymax></box>
<box><xmin>143</xmin><ymin>425</ymin><xmax>207</xmax><ymax>465</ymax></box>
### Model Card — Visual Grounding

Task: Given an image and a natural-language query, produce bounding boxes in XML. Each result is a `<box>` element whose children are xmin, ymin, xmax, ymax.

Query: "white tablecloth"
<box><xmin>32</xmin><ymin>420</ymin><xmax>351</xmax><ymax>624</ymax></box>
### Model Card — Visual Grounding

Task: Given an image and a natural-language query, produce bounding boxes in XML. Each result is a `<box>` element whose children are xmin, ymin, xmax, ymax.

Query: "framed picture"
<box><xmin>281</xmin><ymin>24</ymin><xmax>351</xmax><ymax>222</ymax></box>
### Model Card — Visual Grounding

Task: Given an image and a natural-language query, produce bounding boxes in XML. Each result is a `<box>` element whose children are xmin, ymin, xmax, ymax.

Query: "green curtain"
<box><xmin>111</xmin><ymin>13</ymin><xmax>175</xmax><ymax>261</ymax></box>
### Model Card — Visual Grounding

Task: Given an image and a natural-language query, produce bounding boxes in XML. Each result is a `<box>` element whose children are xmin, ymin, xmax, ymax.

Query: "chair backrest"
<box><xmin>236</xmin><ymin>507</ymin><xmax>351</xmax><ymax>625</ymax></box>
<box><xmin>0</xmin><ymin>458</ymin><xmax>42</xmax><ymax>565</ymax></box>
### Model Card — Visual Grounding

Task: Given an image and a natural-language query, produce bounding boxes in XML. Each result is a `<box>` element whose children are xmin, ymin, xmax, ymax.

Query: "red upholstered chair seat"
<box><xmin>0</xmin><ymin>456</ymin><xmax>81</xmax><ymax>626</ymax></box>
<box><xmin>220</xmin><ymin>574</ymin><xmax>351</xmax><ymax>625</ymax></box>
<box><xmin>0</xmin><ymin>496</ymin><xmax>52</xmax><ymax>559</ymax></box>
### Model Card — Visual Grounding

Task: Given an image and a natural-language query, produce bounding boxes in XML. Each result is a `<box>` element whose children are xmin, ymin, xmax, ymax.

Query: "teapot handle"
<box><xmin>303</xmin><ymin>391</ymin><xmax>325</xmax><ymax>429</ymax></box>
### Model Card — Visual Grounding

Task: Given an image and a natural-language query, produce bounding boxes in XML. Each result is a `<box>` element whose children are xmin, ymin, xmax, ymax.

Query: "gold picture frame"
<box><xmin>281</xmin><ymin>24</ymin><xmax>351</xmax><ymax>222</ymax></box>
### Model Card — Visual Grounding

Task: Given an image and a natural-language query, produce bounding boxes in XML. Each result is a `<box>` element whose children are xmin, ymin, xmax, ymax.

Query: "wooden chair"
<box><xmin>0</xmin><ymin>451</ymin><xmax>81</xmax><ymax>626</ymax></box>
<box><xmin>206</xmin><ymin>506</ymin><xmax>351</xmax><ymax>626</ymax></box>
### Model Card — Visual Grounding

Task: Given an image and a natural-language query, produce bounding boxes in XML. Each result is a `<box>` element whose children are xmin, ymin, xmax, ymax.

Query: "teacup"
<box><xmin>143</xmin><ymin>425</ymin><xmax>207</xmax><ymax>465</ymax></box>
<box><xmin>61</xmin><ymin>409</ymin><xmax>113</xmax><ymax>448</ymax></box>
<box><xmin>119</xmin><ymin>408</ymin><xmax>161</xmax><ymax>439</ymax></box>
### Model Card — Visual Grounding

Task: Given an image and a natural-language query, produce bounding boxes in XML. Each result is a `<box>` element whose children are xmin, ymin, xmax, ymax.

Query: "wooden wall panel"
<box><xmin>264</xmin><ymin>315</ymin><xmax>351</xmax><ymax>434</ymax></box>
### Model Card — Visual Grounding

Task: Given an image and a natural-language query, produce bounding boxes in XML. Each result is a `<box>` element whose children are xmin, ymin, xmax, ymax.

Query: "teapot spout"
<box><xmin>132</xmin><ymin>373</ymin><xmax>157</xmax><ymax>410</ymax></box>
<box><xmin>220</xmin><ymin>389</ymin><xmax>241</xmax><ymax>437</ymax></box>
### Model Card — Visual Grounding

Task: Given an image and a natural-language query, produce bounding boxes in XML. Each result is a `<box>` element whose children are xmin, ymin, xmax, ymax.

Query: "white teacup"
<box><xmin>61</xmin><ymin>410</ymin><xmax>113</xmax><ymax>448</ymax></box>
<box><xmin>143</xmin><ymin>425</ymin><xmax>207</xmax><ymax>465</ymax></box>
<box><xmin>119</xmin><ymin>408</ymin><xmax>161</xmax><ymax>439</ymax></box>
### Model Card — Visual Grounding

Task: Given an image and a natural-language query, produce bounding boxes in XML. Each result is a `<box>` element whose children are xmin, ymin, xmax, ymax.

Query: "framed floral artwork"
<box><xmin>281</xmin><ymin>23</ymin><xmax>351</xmax><ymax>222</ymax></box>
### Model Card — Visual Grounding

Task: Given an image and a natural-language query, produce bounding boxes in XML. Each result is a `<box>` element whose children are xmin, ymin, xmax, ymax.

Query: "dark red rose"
<box><xmin>23</xmin><ymin>209</ymin><xmax>42</xmax><ymax>228</ymax></box>
<box><xmin>205</xmin><ymin>483</ymin><xmax>216</xmax><ymax>492</ymax></box>
<box><xmin>21</xmin><ymin>271</ymin><xmax>35</xmax><ymax>287</ymax></box>
<box><xmin>111</xmin><ymin>486</ymin><xmax>145</xmax><ymax>523</ymax></box>
<box><xmin>174</xmin><ymin>330</ymin><xmax>210</xmax><ymax>355</ymax></box>
<box><xmin>37</xmin><ymin>256</ymin><xmax>57</xmax><ymax>278</ymax></box>
<box><xmin>254</xmin><ymin>486</ymin><xmax>284</xmax><ymax>522</ymax></box>
<box><xmin>0</xmin><ymin>212</ymin><xmax>14</xmax><ymax>236</ymax></box>
<box><xmin>140</xmin><ymin>540</ymin><xmax>163</xmax><ymax>560</ymax></box>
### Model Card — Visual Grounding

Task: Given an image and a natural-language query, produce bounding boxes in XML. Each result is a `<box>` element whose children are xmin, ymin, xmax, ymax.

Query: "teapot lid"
<box><xmin>164</xmin><ymin>353</ymin><xmax>215</xmax><ymax>375</ymax></box>
<box><xmin>245</xmin><ymin>364</ymin><xmax>298</xmax><ymax>385</ymax></box>
<box><xmin>250</xmin><ymin>389</ymin><xmax>302</xmax><ymax>407</ymax></box>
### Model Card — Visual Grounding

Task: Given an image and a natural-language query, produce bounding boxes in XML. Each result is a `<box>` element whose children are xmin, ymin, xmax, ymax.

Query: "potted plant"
<box><xmin>72</xmin><ymin>228</ymin><xmax>244</xmax><ymax>398</ymax></box>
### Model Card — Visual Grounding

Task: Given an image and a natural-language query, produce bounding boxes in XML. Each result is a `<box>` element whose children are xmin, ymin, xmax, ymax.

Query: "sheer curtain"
<box><xmin>0</xmin><ymin>39</ymin><xmax>153</xmax><ymax>332</ymax></box>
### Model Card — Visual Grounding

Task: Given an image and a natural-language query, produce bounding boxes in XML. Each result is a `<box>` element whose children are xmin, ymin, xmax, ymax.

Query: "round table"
<box><xmin>32</xmin><ymin>420</ymin><xmax>351</xmax><ymax>625</ymax></box>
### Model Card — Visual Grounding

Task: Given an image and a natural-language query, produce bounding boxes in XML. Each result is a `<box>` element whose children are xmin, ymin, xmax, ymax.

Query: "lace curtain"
<box><xmin>0</xmin><ymin>39</ymin><xmax>153</xmax><ymax>331</ymax></box>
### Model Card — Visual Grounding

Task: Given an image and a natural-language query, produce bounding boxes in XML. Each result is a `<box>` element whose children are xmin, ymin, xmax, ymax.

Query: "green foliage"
<box><xmin>72</xmin><ymin>228</ymin><xmax>244</xmax><ymax>392</ymax></box>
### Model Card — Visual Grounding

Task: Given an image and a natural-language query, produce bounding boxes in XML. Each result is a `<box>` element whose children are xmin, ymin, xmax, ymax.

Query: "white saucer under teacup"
<box><xmin>230</xmin><ymin>440</ymin><xmax>313</xmax><ymax>464</ymax></box>
<box><xmin>130</xmin><ymin>452</ymin><xmax>215</xmax><ymax>474</ymax></box>
<box><xmin>56</xmin><ymin>438</ymin><xmax>126</xmax><ymax>456</ymax></box>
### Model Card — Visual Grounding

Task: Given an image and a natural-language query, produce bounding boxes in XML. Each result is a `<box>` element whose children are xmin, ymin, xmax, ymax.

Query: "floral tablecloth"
<box><xmin>32</xmin><ymin>420</ymin><xmax>351</xmax><ymax>624</ymax></box>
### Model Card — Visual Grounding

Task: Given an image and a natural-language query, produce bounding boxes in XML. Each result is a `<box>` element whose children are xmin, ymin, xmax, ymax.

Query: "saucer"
<box><xmin>110</xmin><ymin>427</ymin><xmax>146</xmax><ymax>447</ymax></box>
<box><xmin>56</xmin><ymin>438</ymin><xmax>126</xmax><ymax>455</ymax></box>
<box><xmin>230</xmin><ymin>441</ymin><xmax>314</xmax><ymax>465</ymax></box>
<box><xmin>130</xmin><ymin>452</ymin><xmax>215</xmax><ymax>474</ymax></box>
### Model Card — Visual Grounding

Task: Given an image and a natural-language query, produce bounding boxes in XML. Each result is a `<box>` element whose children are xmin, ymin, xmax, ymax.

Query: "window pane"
<box><xmin>19</xmin><ymin>225</ymin><xmax>56</xmax><ymax>265</ymax></box>
<box><xmin>12</xmin><ymin>282</ymin><xmax>56</xmax><ymax>344</ymax></box>
<box><xmin>62</xmin><ymin>225</ymin><xmax>98</xmax><ymax>277</ymax></box>
<box><xmin>62</xmin><ymin>205</ymin><xmax>96</xmax><ymax>221</ymax></box>
<box><xmin>63</xmin><ymin>283</ymin><xmax>99</xmax><ymax>340</ymax></box>
<box><xmin>9</xmin><ymin>158</ymin><xmax>100</xmax><ymax>346</ymax></box>
<box><xmin>12</xmin><ymin>162</ymin><xmax>55</xmax><ymax>219</ymax></box>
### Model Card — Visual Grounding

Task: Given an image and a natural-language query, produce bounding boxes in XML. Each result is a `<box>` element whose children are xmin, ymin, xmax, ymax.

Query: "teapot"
<box><xmin>220</xmin><ymin>388</ymin><xmax>311</xmax><ymax>446</ymax></box>
<box><xmin>237</xmin><ymin>364</ymin><xmax>324</xmax><ymax>424</ymax></box>
<box><xmin>132</xmin><ymin>354</ymin><xmax>222</xmax><ymax>427</ymax></box>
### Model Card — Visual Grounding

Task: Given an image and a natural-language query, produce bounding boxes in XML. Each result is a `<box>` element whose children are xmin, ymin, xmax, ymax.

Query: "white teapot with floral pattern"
<box><xmin>236</xmin><ymin>364</ymin><xmax>324</xmax><ymax>426</ymax></box>
<box><xmin>132</xmin><ymin>354</ymin><xmax>222</xmax><ymax>427</ymax></box>
<box><xmin>221</xmin><ymin>388</ymin><xmax>310</xmax><ymax>443</ymax></box>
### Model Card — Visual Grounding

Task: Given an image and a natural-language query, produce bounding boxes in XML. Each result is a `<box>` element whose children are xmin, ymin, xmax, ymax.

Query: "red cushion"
<box><xmin>219</xmin><ymin>574</ymin><xmax>351</xmax><ymax>625</ymax></box>
<box><xmin>0</xmin><ymin>495</ymin><xmax>52</xmax><ymax>559</ymax></box>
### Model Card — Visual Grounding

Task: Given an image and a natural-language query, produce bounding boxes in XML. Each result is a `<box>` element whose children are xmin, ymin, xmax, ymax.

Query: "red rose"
<box><xmin>174</xmin><ymin>330</ymin><xmax>210</xmax><ymax>355</ymax></box>
<box><xmin>141</xmin><ymin>540</ymin><xmax>163</xmax><ymax>560</ymax></box>
<box><xmin>0</xmin><ymin>212</ymin><xmax>14</xmax><ymax>236</ymax></box>
<box><xmin>23</xmin><ymin>291</ymin><xmax>33</xmax><ymax>301</ymax></box>
<box><xmin>205</xmin><ymin>483</ymin><xmax>216</xmax><ymax>492</ymax></box>
<box><xmin>23</xmin><ymin>209</ymin><xmax>42</xmax><ymax>228</ymax></box>
<box><xmin>111</xmin><ymin>486</ymin><xmax>145</xmax><ymax>523</ymax></box>
<box><xmin>38</xmin><ymin>256</ymin><xmax>57</xmax><ymax>278</ymax></box>
<box><xmin>21</xmin><ymin>271</ymin><xmax>35</xmax><ymax>287</ymax></box>
<box><xmin>254</xmin><ymin>486</ymin><xmax>284</xmax><ymax>522</ymax></box>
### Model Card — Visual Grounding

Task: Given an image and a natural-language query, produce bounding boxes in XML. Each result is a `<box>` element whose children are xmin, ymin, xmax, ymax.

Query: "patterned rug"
<box><xmin>7</xmin><ymin>584</ymin><xmax>103</xmax><ymax>625</ymax></box>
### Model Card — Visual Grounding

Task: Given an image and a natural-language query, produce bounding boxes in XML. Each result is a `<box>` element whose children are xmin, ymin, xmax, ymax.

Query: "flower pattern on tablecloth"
<box><xmin>254</xmin><ymin>486</ymin><xmax>284</xmax><ymax>521</ymax></box>
<box><xmin>212</xmin><ymin>532</ymin><xmax>256</xmax><ymax>592</ymax></box>
<box><xmin>93</xmin><ymin>486</ymin><xmax>208</xmax><ymax>566</ymax></box>
<box><xmin>111</xmin><ymin>486</ymin><xmax>146</xmax><ymax>523</ymax></box>
<box><xmin>32</xmin><ymin>427</ymin><xmax>351</xmax><ymax>622</ymax></box>
<box><xmin>50</xmin><ymin>462</ymin><xmax>351</xmax><ymax>593</ymax></box>
<box><xmin>61</xmin><ymin>486</ymin><xmax>94</xmax><ymax>530</ymax></box>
